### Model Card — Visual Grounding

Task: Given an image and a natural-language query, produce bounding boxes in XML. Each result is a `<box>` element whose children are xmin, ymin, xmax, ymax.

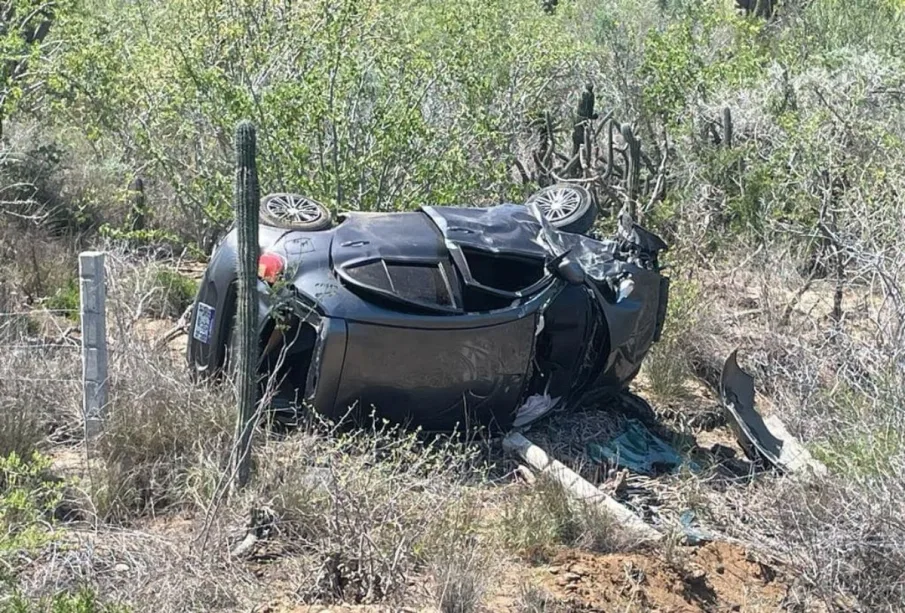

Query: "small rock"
<box><xmin>716</xmin><ymin>564</ymin><xmax>725</xmax><ymax>575</ymax></box>
<box><xmin>563</xmin><ymin>572</ymin><xmax>582</xmax><ymax>582</ymax></box>
<box><xmin>113</xmin><ymin>563</ymin><xmax>129</xmax><ymax>573</ymax></box>
<box><xmin>548</xmin><ymin>566</ymin><xmax>561</xmax><ymax>575</ymax></box>
<box><xmin>731</xmin><ymin>605</ymin><xmax>741</xmax><ymax>612</ymax></box>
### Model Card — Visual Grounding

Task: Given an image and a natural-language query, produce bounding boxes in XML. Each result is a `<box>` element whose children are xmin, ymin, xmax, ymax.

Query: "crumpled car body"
<box><xmin>186</xmin><ymin>200</ymin><xmax>670</xmax><ymax>433</ymax></box>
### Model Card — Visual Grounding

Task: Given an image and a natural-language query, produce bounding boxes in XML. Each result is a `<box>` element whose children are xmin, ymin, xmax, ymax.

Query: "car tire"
<box><xmin>526</xmin><ymin>183</ymin><xmax>597</xmax><ymax>235</ymax></box>
<box><xmin>259</xmin><ymin>193</ymin><xmax>333</xmax><ymax>231</ymax></box>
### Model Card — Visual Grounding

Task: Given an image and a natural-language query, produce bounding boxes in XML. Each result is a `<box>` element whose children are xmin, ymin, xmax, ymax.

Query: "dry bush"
<box><xmin>663</xmin><ymin>231</ymin><xmax>905</xmax><ymax>611</ymax></box>
<box><xmin>70</xmin><ymin>253</ymin><xmax>234</xmax><ymax>523</ymax></box>
<box><xmin>429</xmin><ymin>502</ymin><xmax>494</xmax><ymax>613</ymax></box>
<box><xmin>85</xmin><ymin>373</ymin><xmax>233</xmax><ymax>522</ymax></box>
<box><xmin>109</xmin><ymin>259</ymin><xmax>198</xmax><ymax>321</ymax></box>
<box><xmin>702</xmin><ymin>471</ymin><xmax>905</xmax><ymax>613</ymax></box>
<box><xmin>498</xmin><ymin>474</ymin><xmax>633</xmax><ymax>563</ymax></box>
<box><xmin>12</xmin><ymin>522</ymin><xmax>253</xmax><ymax>612</ymax></box>
<box><xmin>13</xmin><ymin>424</ymin><xmax>497</xmax><ymax>612</ymax></box>
<box><xmin>243</xmin><ymin>424</ymin><xmax>491</xmax><ymax>606</ymax></box>
<box><xmin>0</xmin><ymin>223</ymin><xmax>81</xmax><ymax>307</ymax></box>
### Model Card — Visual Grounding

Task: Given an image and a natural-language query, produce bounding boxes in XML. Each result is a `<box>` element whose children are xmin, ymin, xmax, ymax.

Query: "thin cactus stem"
<box><xmin>232</xmin><ymin>119</ymin><xmax>261</xmax><ymax>490</ymax></box>
<box><xmin>598</xmin><ymin>119</ymin><xmax>614</xmax><ymax>181</ymax></box>
<box><xmin>127</xmin><ymin>177</ymin><xmax>147</xmax><ymax>232</ymax></box>
<box><xmin>621</xmin><ymin>123</ymin><xmax>640</xmax><ymax>218</ymax></box>
<box><xmin>572</xmin><ymin>84</ymin><xmax>596</xmax><ymax>177</ymax></box>
<box><xmin>722</xmin><ymin>107</ymin><xmax>733</xmax><ymax>149</ymax></box>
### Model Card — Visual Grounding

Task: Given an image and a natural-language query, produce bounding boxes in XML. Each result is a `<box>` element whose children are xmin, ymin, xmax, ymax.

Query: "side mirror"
<box><xmin>547</xmin><ymin>251</ymin><xmax>586</xmax><ymax>285</ymax></box>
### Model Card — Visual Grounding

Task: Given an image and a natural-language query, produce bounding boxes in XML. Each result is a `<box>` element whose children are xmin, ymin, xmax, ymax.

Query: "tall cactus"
<box><xmin>232</xmin><ymin>120</ymin><xmax>261</xmax><ymax>489</ymax></box>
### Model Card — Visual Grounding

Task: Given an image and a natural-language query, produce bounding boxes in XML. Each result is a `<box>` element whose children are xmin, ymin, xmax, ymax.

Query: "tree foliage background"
<box><xmin>3</xmin><ymin>0</ymin><xmax>904</xmax><ymax>254</ymax></box>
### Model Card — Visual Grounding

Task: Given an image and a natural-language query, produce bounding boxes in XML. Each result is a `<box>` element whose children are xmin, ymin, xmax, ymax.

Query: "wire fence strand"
<box><xmin>0</xmin><ymin>308</ymin><xmax>83</xmax><ymax>388</ymax></box>
<box><xmin>0</xmin><ymin>309</ymin><xmax>79</xmax><ymax>317</ymax></box>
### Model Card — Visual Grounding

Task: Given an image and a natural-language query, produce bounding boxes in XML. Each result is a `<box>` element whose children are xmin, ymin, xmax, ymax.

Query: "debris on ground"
<box><xmin>586</xmin><ymin>418</ymin><xmax>696</xmax><ymax>476</ymax></box>
<box><xmin>720</xmin><ymin>350</ymin><xmax>827</xmax><ymax>477</ymax></box>
<box><xmin>503</xmin><ymin>431</ymin><xmax>664</xmax><ymax>542</ymax></box>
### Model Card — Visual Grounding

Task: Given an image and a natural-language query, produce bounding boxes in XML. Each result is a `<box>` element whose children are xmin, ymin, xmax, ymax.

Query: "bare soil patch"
<box><xmin>536</xmin><ymin>541</ymin><xmax>794</xmax><ymax>613</ymax></box>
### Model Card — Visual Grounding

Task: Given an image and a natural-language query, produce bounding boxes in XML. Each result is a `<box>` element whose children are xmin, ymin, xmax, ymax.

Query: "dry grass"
<box><xmin>642</xmin><ymin>229</ymin><xmax>905</xmax><ymax>611</ymax></box>
<box><xmin>430</xmin><ymin>506</ymin><xmax>494</xmax><ymax>613</ymax></box>
<box><xmin>0</xmin><ymin>279</ymin><xmax>82</xmax><ymax>459</ymax></box>
<box><xmin>497</xmin><ymin>473</ymin><xmax>636</xmax><ymax>564</ymax></box>
<box><xmin>3</xmin><ymin>236</ymin><xmax>903</xmax><ymax>612</ymax></box>
<box><xmin>240</xmin><ymin>424</ymin><xmax>491</xmax><ymax>606</ymax></box>
<box><xmin>514</xmin><ymin>583</ymin><xmax>567</xmax><ymax>613</ymax></box>
<box><xmin>643</xmin><ymin>272</ymin><xmax>706</xmax><ymax>400</ymax></box>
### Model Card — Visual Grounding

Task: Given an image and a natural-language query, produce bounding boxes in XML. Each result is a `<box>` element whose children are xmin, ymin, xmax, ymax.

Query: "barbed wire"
<box><xmin>0</xmin><ymin>344</ymin><xmax>79</xmax><ymax>350</ymax></box>
<box><xmin>2</xmin><ymin>377</ymin><xmax>81</xmax><ymax>383</ymax></box>
<box><xmin>0</xmin><ymin>309</ymin><xmax>79</xmax><ymax>317</ymax></box>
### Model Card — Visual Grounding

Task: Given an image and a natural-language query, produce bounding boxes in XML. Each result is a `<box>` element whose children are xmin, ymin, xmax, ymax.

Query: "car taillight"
<box><xmin>258</xmin><ymin>252</ymin><xmax>285</xmax><ymax>284</ymax></box>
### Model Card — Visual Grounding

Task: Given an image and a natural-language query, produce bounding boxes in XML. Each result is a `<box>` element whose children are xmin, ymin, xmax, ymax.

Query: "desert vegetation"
<box><xmin>2</xmin><ymin>0</ymin><xmax>905</xmax><ymax>611</ymax></box>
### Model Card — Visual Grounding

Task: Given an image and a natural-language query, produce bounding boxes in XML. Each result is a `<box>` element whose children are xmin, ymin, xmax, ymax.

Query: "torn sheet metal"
<box><xmin>719</xmin><ymin>350</ymin><xmax>786</xmax><ymax>469</ymax></box>
<box><xmin>720</xmin><ymin>350</ymin><xmax>828</xmax><ymax>476</ymax></box>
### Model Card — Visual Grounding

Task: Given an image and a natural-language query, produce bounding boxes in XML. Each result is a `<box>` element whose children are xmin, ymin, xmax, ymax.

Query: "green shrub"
<box><xmin>150</xmin><ymin>269</ymin><xmax>197</xmax><ymax>319</ymax></box>
<box><xmin>42</xmin><ymin>277</ymin><xmax>79</xmax><ymax>320</ymax></box>
<box><xmin>0</xmin><ymin>452</ymin><xmax>63</xmax><ymax>569</ymax></box>
<box><xmin>0</xmin><ymin>587</ymin><xmax>131</xmax><ymax>613</ymax></box>
<box><xmin>32</xmin><ymin>0</ymin><xmax>586</xmax><ymax>247</ymax></box>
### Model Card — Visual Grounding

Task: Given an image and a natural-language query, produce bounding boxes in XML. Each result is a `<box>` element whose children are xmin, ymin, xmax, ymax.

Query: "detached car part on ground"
<box><xmin>186</xmin><ymin>184</ymin><xmax>671</xmax><ymax>433</ymax></box>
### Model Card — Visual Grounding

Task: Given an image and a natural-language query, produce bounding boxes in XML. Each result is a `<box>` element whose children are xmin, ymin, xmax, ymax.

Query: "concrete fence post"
<box><xmin>79</xmin><ymin>251</ymin><xmax>109</xmax><ymax>438</ymax></box>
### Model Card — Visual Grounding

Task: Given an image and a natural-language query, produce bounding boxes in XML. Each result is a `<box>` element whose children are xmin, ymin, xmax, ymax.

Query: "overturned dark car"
<box><xmin>186</xmin><ymin>184</ymin><xmax>670</xmax><ymax>433</ymax></box>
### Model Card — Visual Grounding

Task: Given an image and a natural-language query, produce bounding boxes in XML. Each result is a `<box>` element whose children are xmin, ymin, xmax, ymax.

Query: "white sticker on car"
<box><xmin>193</xmin><ymin>302</ymin><xmax>215</xmax><ymax>344</ymax></box>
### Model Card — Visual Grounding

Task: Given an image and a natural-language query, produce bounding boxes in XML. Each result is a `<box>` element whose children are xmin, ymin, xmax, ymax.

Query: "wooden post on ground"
<box><xmin>502</xmin><ymin>432</ymin><xmax>663</xmax><ymax>542</ymax></box>
<box><xmin>79</xmin><ymin>251</ymin><xmax>108</xmax><ymax>438</ymax></box>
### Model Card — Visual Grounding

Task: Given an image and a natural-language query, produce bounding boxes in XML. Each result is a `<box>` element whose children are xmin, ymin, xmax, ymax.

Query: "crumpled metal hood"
<box><xmin>422</xmin><ymin>203</ymin><xmax>550</xmax><ymax>260</ymax></box>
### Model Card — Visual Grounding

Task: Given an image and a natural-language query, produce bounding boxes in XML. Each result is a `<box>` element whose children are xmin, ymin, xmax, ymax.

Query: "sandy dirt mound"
<box><xmin>539</xmin><ymin>541</ymin><xmax>790</xmax><ymax>612</ymax></box>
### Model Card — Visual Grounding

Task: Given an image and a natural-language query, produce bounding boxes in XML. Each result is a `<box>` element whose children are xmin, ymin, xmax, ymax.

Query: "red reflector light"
<box><xmin>257</xmin><ymin>252</ymin><xmax>285</xmax><ymax>284</ymax></box>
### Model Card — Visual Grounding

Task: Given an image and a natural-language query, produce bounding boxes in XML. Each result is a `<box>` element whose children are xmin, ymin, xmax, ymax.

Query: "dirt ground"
<box><xmin>532</xmin><ymin>541</ymin><xmax>792</xmax><ymax>613</ymax></box>
<box><xmin>252</xmin><ymin>538</ymin><xmax>796</xmax><ymax>613</ymax></box>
